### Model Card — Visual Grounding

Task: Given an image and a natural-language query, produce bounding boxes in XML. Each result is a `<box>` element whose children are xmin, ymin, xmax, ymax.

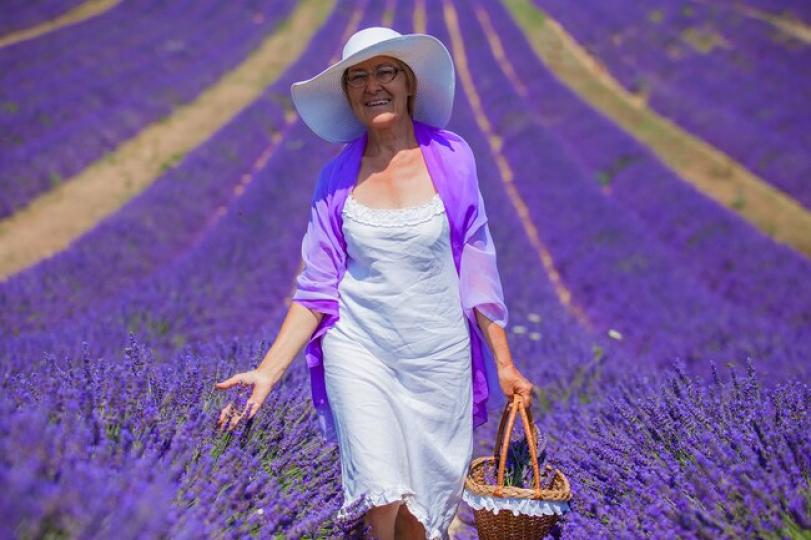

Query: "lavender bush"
<box><xmin>541</xmin><ymin>360</ymin><xmax>811</xmax><ymax>538</ymax></box>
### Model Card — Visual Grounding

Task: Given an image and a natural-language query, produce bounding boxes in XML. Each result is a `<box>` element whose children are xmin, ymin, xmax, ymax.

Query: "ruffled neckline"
<box><xmin>343</xmin><ymin>193</ymin><xmax>445</xmax><ymax>227</ymax></box>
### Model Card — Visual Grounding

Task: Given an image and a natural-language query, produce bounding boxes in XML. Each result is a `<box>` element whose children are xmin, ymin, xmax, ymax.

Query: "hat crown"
<box><xmin>342</xmin><ymin>27</ymin><xmax>402</xmax><ymax>61</ymax></box>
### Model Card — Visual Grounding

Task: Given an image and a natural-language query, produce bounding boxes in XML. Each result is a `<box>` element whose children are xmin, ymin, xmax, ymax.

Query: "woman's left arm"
<box><xmin>475</xmin><ymin>307</ymin><xmax>535</xmax><ymax>408</ymax></box>
<box><xmin>457</xmin><ymin>135</ymin><xmax>534</xmax><ymax>406</ymax></box>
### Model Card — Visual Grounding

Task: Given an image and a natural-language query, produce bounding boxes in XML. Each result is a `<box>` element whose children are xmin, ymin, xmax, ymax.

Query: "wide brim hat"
<box><xmin>290</xmin><ymin>26</ymin><xmax>455</xmax><ymax>144</ymax></box>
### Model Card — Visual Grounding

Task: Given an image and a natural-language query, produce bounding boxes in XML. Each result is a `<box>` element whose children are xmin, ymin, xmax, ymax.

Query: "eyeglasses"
<box><xmin>344</xmin><ymin>64</ymin><xmax>402</xmax><ymax>88</ymax></box>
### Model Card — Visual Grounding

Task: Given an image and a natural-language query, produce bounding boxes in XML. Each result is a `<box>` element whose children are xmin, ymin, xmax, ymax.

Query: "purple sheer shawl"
<box><xmin>292</xmin><ymin>118</ymin><xmax>508</xmax><ymax>443</ymax></box>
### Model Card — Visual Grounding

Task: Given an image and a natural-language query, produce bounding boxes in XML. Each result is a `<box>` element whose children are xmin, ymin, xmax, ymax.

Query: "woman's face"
<box><xmin>343</xmin><ymin>55</ymin><xmax>414</xmax><ymax>131</ymax></box>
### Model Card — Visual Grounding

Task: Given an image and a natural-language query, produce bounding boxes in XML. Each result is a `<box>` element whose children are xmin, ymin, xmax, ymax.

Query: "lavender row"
<box><xmin>535</xmin><ymin>0</ymin><xmax>811</xmax><ymax>122</ymax></box>
<box><xmin>0</xmin><ymin>1</ymin><xmax>356</xmax><ymax>337</ymax></box>
<box><xmin>0</xmin><ymin>0</ymin><xmax>84</xmax><ymax>35</ymax></box>
<box><xmin>473</xmin><ymin>0</ymin><xmax>811</xmax><ymax>342</ymax></box>
<box><xmin>1</xmin><ymin>102</ymin><xmax>341</xmax><ymax>365</ymax></box>
<box><xmin>0</xmin><ymin>0</ymin><xmax>297</xmax><ymax>219</ymax></box>
<box><xmin>449</xmin><ymin>0</ymin><xmax>810</xmax><ymax>385</ymax></box>
<box><xmin>533</xmin><ymin>0</ymin><xmax>811</xmax><ymax>209</ymax></box>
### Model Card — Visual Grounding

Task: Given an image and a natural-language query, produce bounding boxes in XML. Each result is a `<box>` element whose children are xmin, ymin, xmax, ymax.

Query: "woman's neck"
<box><xmin>364</xmin><ymin>117</ymin><xmax>417</xmax><ymax>161</ymax></box>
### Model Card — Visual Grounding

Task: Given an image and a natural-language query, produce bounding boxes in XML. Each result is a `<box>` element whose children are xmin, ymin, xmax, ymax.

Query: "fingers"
<box><xmin>226</xmin><ymin>401</ymin><xmax>256</xmax><ymax>431</ymax></box>
<box><xmin>217</xmin><ymin>402</ymin><xmax>235</xmax><ymax>431</ymax></box>
<box><xmin>511</xmin><ymin>387</ymin><xmax>533</xmax><ymax>409</ymax></box>
<box><xmin>216</xmin><ymin>404</ymin><xmax>245</xmax><ymax>433</ymax></box>
<box><xmin>214</xmin><ymin>374</ymin><xmax>242</xmax><ymax>390</ymax></box>
<box><xmin>214</xmin><ymin>373</ymin><xmax>265</xmax><ymax>433</ymax></box>
<box><xmin>245</xmin><ymin>401</ymin><xmax>259</xmax><ymax>420</ymax></box>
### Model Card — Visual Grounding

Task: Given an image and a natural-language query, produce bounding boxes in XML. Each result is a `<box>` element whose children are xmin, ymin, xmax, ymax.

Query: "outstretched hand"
<box><xmin>214</xmin><ymin>369</ymin><xmax>277</xmax><ymax>433</ymax></box>
<box><xmin>497</xmin><ymin>363</ymin><xmax>534</xmax><ymax>410</ymax></box>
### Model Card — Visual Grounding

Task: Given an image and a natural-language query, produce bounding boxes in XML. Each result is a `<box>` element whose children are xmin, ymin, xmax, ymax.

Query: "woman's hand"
<box><xmin>211</xmin><ymin>302</ymin><xmax>323</xmax><ymax>433</ymax></box>
<box><xmin>214</xmin><ymin>369</ymin><xmax>278</xmax><ymax>433</ymax></box>
<box><xmin>497</xmin><ymin>364</ymin><xmax>534</xmax><ymax>409</ymax></box>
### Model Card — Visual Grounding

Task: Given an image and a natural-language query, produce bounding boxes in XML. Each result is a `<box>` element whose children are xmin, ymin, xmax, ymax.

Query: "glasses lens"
<box><xmin>376</xmin><ymin>66</ymin><xmax>397</xmax><ymax>83</ymax></box>
<box><xmin>347</xmin><ymin>71</ymin><xmax>367</xmax><ymax>87</ymax></box>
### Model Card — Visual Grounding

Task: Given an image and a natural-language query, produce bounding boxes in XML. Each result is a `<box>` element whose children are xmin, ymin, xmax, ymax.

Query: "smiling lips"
<box><xmin>365</xmin><ymin>98</ymin><xmax>391</xmax><ymax>108</ymax></box>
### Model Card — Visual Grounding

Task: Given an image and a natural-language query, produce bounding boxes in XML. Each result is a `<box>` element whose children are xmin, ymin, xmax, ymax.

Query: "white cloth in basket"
<box><xmin>462</xmin><ymin>488</ymin><xmax>571</xmax><ymax>516</ymax></box>
<box><xmin>322</xmin><ymin>192</ymin><xmax>473</xmax><ymax>540</ymax></box>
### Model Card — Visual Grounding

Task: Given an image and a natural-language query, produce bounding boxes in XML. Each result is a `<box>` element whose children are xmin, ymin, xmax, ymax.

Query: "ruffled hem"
<box><xmin>335</xmin><ymin>486</ymin><xmax>445</xmax><ymax>539</ymax></box>
<box><xmin>462</xmin><ymin>488</ymin><xmax>571</xmax><ymax>517</ymax></box>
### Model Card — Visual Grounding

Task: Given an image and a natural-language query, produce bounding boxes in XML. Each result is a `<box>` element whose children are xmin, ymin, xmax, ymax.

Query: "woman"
<box><xmin>215</xmin><ymin>27</ymin><xmax>533</xmax><ymax>539</ymax></box>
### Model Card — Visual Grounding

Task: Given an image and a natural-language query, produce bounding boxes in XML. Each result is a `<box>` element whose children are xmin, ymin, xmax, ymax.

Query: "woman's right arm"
<box><xmin>214</xmin><ymin>301</ymin><xmax>323</xmax><ymax>431</ymax></box>
<box><xmin>256</xmin><ymin>301</ymin><xmax>323</xmax><ymax>377</ymax></box>
<box><xmin>215</xmin><ymin>162</ymin><xmax>341</xmax><ymax>431</ymax></box>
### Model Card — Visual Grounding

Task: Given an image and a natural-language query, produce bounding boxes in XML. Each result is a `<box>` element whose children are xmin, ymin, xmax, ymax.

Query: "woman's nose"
<box><xmin>364</xmin><ymin>77</ymin><xmax>383</xmax><ymax>92</ymax></box>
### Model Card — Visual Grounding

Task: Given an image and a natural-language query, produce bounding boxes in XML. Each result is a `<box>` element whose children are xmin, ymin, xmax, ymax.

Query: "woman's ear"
<box><xmin>401</xmin><ymin>61</ymin><xmax>417</xmax><ymax>97</ymax></box>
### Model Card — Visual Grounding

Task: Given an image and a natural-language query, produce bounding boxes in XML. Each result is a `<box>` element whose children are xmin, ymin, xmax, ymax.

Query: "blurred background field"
<box><xmin>1</xmin><ymin>1</ymin><xmax>809</xmax><ymax>538</ymax></box>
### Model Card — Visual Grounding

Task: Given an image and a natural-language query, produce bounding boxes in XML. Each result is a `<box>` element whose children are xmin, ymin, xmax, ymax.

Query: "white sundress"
<box><xmin>321</xmin><ymin>191</ymin><xmax>473</xmax><ymax>539</ymax></box>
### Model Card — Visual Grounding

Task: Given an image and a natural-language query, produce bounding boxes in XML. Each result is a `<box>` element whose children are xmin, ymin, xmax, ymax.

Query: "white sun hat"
<box><xmin>290</xmin><ymin>26</ymin><xmax>456</xmax><ymax>143</ymax></box>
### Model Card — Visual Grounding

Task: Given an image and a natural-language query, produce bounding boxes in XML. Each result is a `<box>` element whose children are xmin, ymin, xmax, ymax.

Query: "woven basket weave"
<box><xmin>464</xmin><ymin>394</ymin><xmax>572</xmax><ymax>539</ymax></box>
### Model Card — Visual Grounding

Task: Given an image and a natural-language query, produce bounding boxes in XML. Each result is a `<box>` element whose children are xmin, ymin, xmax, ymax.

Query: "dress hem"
<box><xmin>336</xmin><ymin>485</ymin><xmax>446</xmax><ymax>540</ymax></box>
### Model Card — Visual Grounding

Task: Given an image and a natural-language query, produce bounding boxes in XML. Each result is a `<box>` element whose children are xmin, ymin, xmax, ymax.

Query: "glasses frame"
<box><xmin>343</xmin><ymin>64</ymin><xmax>403</xmax><ymax>89</ymax></box>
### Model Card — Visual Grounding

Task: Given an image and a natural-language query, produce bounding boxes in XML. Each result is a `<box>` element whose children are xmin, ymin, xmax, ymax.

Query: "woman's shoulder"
<box><xmin>418</xmin><ymin>121</ymin><xmax>471</xmax><ymax>152</ymax></box>
<box><xmin>420</xmin><ymin>124</ymin><xmax>481</xmax><ymax>205</ymax></box>
<box><xmin>311</xmin><ymin>142</ymin><xmax>358</xmax><ymax>199</ymax></box>
<box><xmin>427</xmin><ymin>125</ymin><xmax>476</xmax><ymax>169</ymax></box>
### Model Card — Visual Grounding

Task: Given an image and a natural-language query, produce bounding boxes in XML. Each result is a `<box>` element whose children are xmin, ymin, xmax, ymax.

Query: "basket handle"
<box><xmin>494</xmin><ymin>394</ymin><xmax>542</xmax><ymax>498</ymax></box>
<box><xmin>493</xmin><ymin>393</ymin><xmax>537</xmax><ymax>458</ymax></box>
<box><xmin>493</xmin><ymin>393</ymin><xmax>537</xmax><ymax>469</ymax></box>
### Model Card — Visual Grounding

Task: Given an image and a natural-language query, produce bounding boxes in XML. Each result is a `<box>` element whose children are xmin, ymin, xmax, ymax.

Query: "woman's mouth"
<box><xmin>365</xmin><ymin>98</ymin><xmax>391</xmax><ymax>108</ymax></box>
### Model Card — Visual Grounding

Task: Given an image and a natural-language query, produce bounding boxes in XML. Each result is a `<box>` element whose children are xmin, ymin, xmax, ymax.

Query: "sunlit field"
<box><xmin>2</xmin><ymin>1</ymin><xmax>809</xmax><ymax>538</ymax></box>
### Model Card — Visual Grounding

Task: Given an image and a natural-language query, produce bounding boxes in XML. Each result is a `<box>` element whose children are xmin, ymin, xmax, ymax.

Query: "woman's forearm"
<box><xmin>474</xmin><ymin>307</ymin><xmax>514</xmax><ymax>371</ymax></box>
<box><xmin>256</xmin><ymin>301</ymin><xmax>324</xmax><ymax>376</ymax></box>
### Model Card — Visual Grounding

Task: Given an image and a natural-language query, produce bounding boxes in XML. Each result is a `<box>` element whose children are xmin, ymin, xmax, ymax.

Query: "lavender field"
<box><xmin>1</xmin><ymin>0</ymin><xmax>809</xmax><ymax>538</ymax></box>
<box><xmin>0</xmin><ymin>0</ymin><xmax>296</xmax><ymax>219</ymax></box>
<box><xmin>533</xmin><ymin>0</ymin><xmax>811</xmax><ymax>209</ymax></box>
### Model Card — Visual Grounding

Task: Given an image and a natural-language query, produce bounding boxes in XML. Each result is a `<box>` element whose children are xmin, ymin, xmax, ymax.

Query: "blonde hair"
<box><xmin>341</xmin><ymin>58</ymin><xmax>417</xmax><ymax>118</ymax></box>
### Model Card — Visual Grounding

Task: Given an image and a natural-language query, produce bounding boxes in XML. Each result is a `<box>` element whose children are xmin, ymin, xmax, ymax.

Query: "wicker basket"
<box><xmin>463</xmin><ymin>394</ymin><xmax>572</xmax><ymax>539</ymax></box>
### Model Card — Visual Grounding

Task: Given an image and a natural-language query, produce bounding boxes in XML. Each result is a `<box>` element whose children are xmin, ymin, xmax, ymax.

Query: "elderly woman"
<box><xmin>215</xmin><ymin>27</ymin><xmax>533</xmax><ymax>539</ymax></box>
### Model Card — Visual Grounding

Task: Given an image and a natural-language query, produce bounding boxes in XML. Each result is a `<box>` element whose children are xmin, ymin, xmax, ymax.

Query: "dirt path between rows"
<box><xmin>749</xmin><ymin>10</ymin><xmax>811</xmax><ymax>43</ymax></box>
<box><xmin>691</xmin><ymin>0</ymin><xmax>811</xmax><ymax>44</ymax></box>
<box><xmin>0</xmin><ymin>0</ymin><xmax>334</xmax><ymax>281</ymax></box>
<box><xmin>503</xmin><ymin>0</ymin><xmax>811</xmax><ymax>258</ymax></box>
<box><xmin>0</xmin><ymin>0</ymin><xmax>121</xmax><ymax>49</ymax></box>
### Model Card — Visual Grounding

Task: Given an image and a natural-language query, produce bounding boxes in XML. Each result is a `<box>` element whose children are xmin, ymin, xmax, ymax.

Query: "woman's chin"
<box><xmin>366</xmin><ymin>111</ymin><xmax>403</xmax><ymax>128</ymax></box>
